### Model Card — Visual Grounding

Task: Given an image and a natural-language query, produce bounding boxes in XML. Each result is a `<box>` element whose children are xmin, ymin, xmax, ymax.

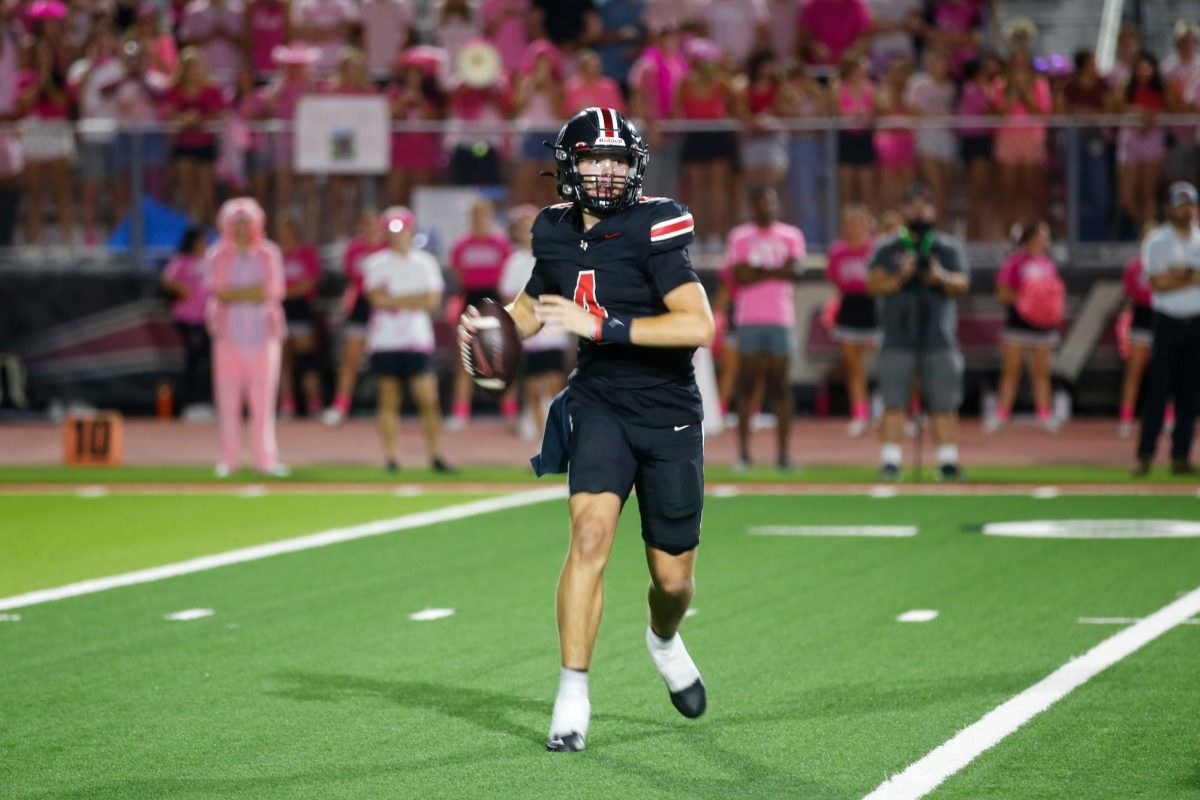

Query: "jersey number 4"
<box><xmin>573</xmin><ymin>270</ymin><xmax>608</xmax><ymax>319</ymax></box>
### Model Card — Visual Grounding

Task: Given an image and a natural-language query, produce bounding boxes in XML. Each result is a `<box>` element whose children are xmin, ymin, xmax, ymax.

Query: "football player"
<box><xmin>460</xmin><ymin>108</ymin><xmax>714</xmax><ymax>752</ymax></box>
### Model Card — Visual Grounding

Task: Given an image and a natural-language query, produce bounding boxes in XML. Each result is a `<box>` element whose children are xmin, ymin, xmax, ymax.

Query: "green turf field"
<box><xmin>2</xmin><ymin>490</ymin><xmax>1199</xmax><ymax>799</ymax></box>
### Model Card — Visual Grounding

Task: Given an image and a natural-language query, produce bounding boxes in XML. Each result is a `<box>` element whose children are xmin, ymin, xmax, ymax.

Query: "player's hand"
<box><xmin>457</xmin><ymin>305</ymin><xmax>480</xmax><ymax>348</ymax></box>
<box><xmin>536</xmin><ymin>295</ymin><xmax>596</xmax><ymax>339</ymax></box>
<box><xmin>898</xmin><ymin>253</ymin><xmax>918</xmax><ymax>281</ymax></box>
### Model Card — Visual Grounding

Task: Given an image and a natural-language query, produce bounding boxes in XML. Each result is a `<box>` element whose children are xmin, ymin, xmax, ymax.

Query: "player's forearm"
<box><xmin>507</xmin><ymin>294</ymin><xmax>544</xmax><ymax>339</ymax></box>
<box><xmin>629</xmin><ymin>310</ymin><xmax>714</xmax><ymax>348</ymax></box>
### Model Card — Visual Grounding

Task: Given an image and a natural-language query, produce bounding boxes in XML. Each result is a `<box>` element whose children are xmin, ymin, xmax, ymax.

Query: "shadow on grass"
<box><xmin>27</xmin><ymin>669</ymin><xmax>1044</xmax><ymax>800</ymax></box>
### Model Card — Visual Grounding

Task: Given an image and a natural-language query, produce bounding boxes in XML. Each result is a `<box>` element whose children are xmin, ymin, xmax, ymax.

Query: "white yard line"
<box><xmin>0</xmin><ymin>487</ymin><xmax>566</xmax><ymax>612</ymax></box>
<box><xmin>1078</xmin><ymin>616</ymin><xmax>1200</xmax><ymax>626</ymax></box>
<box><xmin>748</xmin><ymin>525</ymin><xmax>917</xmax><ymax>538</ymax></box>
<box><xmin>863</xmin><ymin>583</ymin><xmax>1200</xmax><ymax>800</ymax></box>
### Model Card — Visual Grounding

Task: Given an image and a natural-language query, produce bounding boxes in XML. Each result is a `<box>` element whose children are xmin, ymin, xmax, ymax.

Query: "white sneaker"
<box><xmin>847</xmin><ymin>417</ymin><xmax>868</xmax><ymax>438</ymax></box>
<box><xmin>214</xmin><ymin>464</ymin><xmax>233</xmax><ymax>478</ymax></box>
<box><xmin>547</xmin><ymin>695</ymin><xmax>590</xmax><ymax>753</ymax></box>
<box><xmin>1118</xmin><ymin>420</ymin><xmax>1134</xmax><ymax>439</ymax></box>
<box><xmin>1040</xmin><ymin>417</ymin><xmax>1061</xmax><ymax>434</ymax></box>
<box><xmin>321</xmin><ymin>407</ymin><xmax>344</xmax><ymax>427</ymax></box>
<box><xmin>982</xmin><ymin>416</ymin><xmax>1006</xmax><ymax>435</ymax></box>
<box><xmin>260</xmin><ymin>464</ymin><xmax>291</xmax><ymax>478</ymax></box>
<box><xmin>444</xmin><ymin>415</ymin><xmax>467</xmax><ymax>432</ymax></box>
<box><xmin>751</xmin><ymin>412</ymin><xmax>776</xmax><ymax>430</ymax></box>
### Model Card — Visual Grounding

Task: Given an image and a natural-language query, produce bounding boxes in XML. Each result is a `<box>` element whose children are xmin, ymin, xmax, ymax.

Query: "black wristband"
<box><xmin>598</xmin><ymin>314</ymin><xmax>632</xmax><ymax>344</ymax></box>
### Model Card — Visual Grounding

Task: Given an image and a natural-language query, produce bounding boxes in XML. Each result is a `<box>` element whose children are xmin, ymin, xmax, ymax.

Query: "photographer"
<box><xmin>867</xmin><ymin>184</ymin><xmax>970</xmax><ymax>481</ymax></box>
<box><xmin>1134</xmin><ymin>182</ymin><xmax>1200</xmax><ymax>476</ymax></box>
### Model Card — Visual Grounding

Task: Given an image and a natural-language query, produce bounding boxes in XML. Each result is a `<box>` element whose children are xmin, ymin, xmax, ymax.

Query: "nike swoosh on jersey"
<box><xmin>674</xmin><ymin>425</ymin><xmax>690</xmax><ymax>431</ymax></box>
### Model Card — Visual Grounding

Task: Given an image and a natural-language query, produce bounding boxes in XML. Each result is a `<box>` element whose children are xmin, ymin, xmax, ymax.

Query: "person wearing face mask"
<box><xmin>867</xmin><ymin>183</ymin><xmax>970</xmax><ymax>481</ymax></box>
<box><xmin>206</xmin><ymin>197</ymin><xmax>289</xmax><ymax>478</ymax></box>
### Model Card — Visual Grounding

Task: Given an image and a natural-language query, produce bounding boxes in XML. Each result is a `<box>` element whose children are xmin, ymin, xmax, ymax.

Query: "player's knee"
<box><xmin>652</xmin><ymin>572</ymin><xmax>693</xmax><ymax>599</ymax></box>
<box><xmin>569</xmin><ymin>516</ymin><xmax>613</xmax><ymax>564</ymax></box>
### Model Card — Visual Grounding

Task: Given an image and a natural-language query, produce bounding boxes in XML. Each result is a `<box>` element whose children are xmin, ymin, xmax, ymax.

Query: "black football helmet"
<box><xmin>552</xmin><ymin>107</ymin><xmax>648</xmax><ymax>216</ymax></box>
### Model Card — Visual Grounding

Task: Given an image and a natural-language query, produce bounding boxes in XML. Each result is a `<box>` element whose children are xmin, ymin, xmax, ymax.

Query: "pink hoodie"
<box><xmin>205</xmin><ymin>197</ymin><xmax>286</xmax><ymax>343</ymax></box>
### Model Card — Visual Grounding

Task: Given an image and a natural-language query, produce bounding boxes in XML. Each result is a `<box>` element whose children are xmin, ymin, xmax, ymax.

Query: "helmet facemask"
<box><xmin>552</xmin><ymin>108</ymin><xmax>648</xmax><ymax>216</ymax></box>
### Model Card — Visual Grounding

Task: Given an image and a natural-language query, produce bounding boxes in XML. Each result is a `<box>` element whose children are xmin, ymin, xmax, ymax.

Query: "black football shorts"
<box><xmin>567</xmin><ymin>399</ymin><xmax>704</xmax><ymax>554</ymax></box>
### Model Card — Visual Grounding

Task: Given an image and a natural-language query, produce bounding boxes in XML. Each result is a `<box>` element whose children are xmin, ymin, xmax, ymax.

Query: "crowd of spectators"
<box><xmin>2</xmin><ymin>0</ymin><xmax>1200</xmax><ymax>252</ymax></box>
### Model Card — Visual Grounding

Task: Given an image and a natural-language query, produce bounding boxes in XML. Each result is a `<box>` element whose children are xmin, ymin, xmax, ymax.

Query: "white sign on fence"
<box><xmin>294</xmin><ymin>96</ymin><xmax>389</xmax><ymax>175</ymax></box>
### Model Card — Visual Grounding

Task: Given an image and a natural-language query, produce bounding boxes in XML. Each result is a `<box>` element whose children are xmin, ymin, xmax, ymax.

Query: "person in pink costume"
<box><xmin>206</xmin><ymin>196</ymin><xmax>290</xmax><ymax>477</ymax></box>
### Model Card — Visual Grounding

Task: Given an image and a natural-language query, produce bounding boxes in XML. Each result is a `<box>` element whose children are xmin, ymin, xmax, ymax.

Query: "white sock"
<box><xmin>549</xmin><ymin>668</ymin><xmax>590</xmax><ymax>738</ymax></box>
<box><xmin>646</xmin><ymin>626</ymin><xmax>701</xmax><ymax>693</ymax></box>
<box><xmin>881</xmin><ymin>443</ymin><xmax>903</xmax><ymax>467</ymax></box>
<box><xmin>937</xmin><ymin>444</ymin><xmax>958</xmax><ymax>465</ymax></box>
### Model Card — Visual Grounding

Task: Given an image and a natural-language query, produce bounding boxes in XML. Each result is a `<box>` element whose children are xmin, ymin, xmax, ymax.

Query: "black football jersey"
<box><xmin>523</xmin><ymin>196</ymin><xmax>703</xmax><ymax>428</ymax></box>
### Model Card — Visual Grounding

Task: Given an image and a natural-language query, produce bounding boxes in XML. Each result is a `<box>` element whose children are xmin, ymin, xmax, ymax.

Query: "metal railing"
<box><xmin>1</xmin><ymin>113</ymin><xmax>1191</xmax><ymax>268</ymax></box>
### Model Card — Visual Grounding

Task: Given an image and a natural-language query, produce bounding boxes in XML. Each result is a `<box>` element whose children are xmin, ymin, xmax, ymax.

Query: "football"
<box><xmin>461</xmin><ymin>299</ymin><xmax>523</xmax><ymax>398</ymax></box>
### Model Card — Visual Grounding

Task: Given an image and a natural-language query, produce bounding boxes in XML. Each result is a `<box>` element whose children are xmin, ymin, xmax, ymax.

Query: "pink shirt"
<box><xmin>480</xmin><ymin>0</ymin><xmax>531</xmax><ymax>73</ymax></box>
<box><xmin>703</xmin><ymin>0</ymin><xmax>768</xmax><ymax>66</ymax></box>
<box><xmin>343</xmin><ymin>238</ymin><xmax>386</xmax><ymax>294</ymax></box>
<box><xmin>292</xmin><ymin>0</ymin><xmax>358</xmax><ymax>72</ymax></box>
<box><xmin>18</xmin><ymin>71</ymin><xmax>70</xmax><ymax>119</ymax></box>
<box><xmin>166</xmin><ymin>84</ymin><xmax>226</xmax><ymax>147</ymax></box>
<box><xmin>564</xmin><ymin>75</ymin><xmax>626</xmax><ymax>114</ymax></box>
<box><xmin>997</xmin><ymin>251</ymin><xmax>1059</xmax><ymax>294</ymax></box>
<box><xmin>798</xmin><ymin>0</ymin><xmax>872</xmax><ymax>65</ymax></box>
<box><xmin>1123</xmin><ymin>257</ymin><xmax>1152</xmax><ymax>307</ymax></box>
<box><xmin>451</xmin><ymin>232</ymin><xmax>511</xmax><ymax>291</ymax></box>
<box><xmin>224</xmin><ymin>251</ymin><xmax>270</xmax><ymax>348</ymax></box>
<box><xmin>258</xmin><ymin>76</ymin><xmax>308</xmax><ymax>121</ymax></box>
<box><xmin>283</xmin><ymin>244</ymin><xmax>321</xmax><ymax>299</ymax></box>
<box><xmin>993</xmin><ymin>76</ymin><xmax>1052</xmax><ymax>136</ymax></box>
<box><xmin>164</xmin><ymin>253</ymin><xmax>210</xmax><ymax>324</ymax></box>
<box><xmin>768</xmin><ymin>0</ymin><xmax>801</xmax><ymax>64</ymax></box>
<box><xmin>248</xmin><ymin>0</ymin><xmax>290</xmax><ymax>76</ymax></box>
<box><xmin>931</xmin><ymin>0</ymin><xmax>982</xmax><ymax>74</ymax></box>
<box><xmin>826</xmin><ymin>240</ymin><xmax>872</xmax><ymax>295</ymax></box>
<box><xmin>178</xmin><ymin>0</ymin><xmax>246</xmax><ymax>84</ymax></box>
<box><xmin>629</xmin><ymin>47</ymin><xmax>688</xmax><ymax>120</ymax></box>
<box><xmin>361</xmin><ymin>0</ymin><xmax>415</xmax><ymax>78</ymax></box>
<box><xmin>957</xmin><ymin>79</ymin><xmax>993</xmax><ymax>136</ymax></box>
<box><xmin>723</xmin><ymin>221</ymin><xmax>806</xmax><ymax>327</ymax></box>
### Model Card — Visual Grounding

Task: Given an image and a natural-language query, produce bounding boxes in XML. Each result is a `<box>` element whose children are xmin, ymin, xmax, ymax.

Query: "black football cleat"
<box><xmin>431</xmin><ymin>457</ymin><xmax>456</xmax><ymax>474</ymax></box>
<box><xmin>546</xmin><ymin>732</ymin><xmax>585</xmax><ymax>752</ymax></box>
<box><xmin>669</xmin><ymin>678</ymin><xmax>707</xmax><ymax>719</ymax></box>
<box><xmin>879</xmin><ymin>463</ymin><xmax>901</xmax><ymax>482</ymax></box>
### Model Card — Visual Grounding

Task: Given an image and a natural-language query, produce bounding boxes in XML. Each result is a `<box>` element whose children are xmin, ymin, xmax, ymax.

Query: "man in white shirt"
<box><xmin>364</xmin><ymin>206</ymin><xmax>454</xmax><ymax>473</ymax></box>
<box><xmin>1135</xmin><ymin>181</ymin><xmax>1200</xmax><ymax>476</ymax></box>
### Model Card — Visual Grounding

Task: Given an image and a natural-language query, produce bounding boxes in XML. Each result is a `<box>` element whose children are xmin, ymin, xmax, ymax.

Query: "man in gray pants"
<box><xmin>867</xmin><ymin>185</ymin><xmax>970</xmax><ymax>481</ymax></box>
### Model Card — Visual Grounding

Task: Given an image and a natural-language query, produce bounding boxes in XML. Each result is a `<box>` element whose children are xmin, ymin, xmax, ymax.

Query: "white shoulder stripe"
<box><xmin>650</xmin><ymin>225</ymin><xmax>695</xmax><ymax>242</ymax></box>
<box><xmin>650</xmin><ymin>213</ymin><xmax>693</xmax><ymax>233</ymax></box>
